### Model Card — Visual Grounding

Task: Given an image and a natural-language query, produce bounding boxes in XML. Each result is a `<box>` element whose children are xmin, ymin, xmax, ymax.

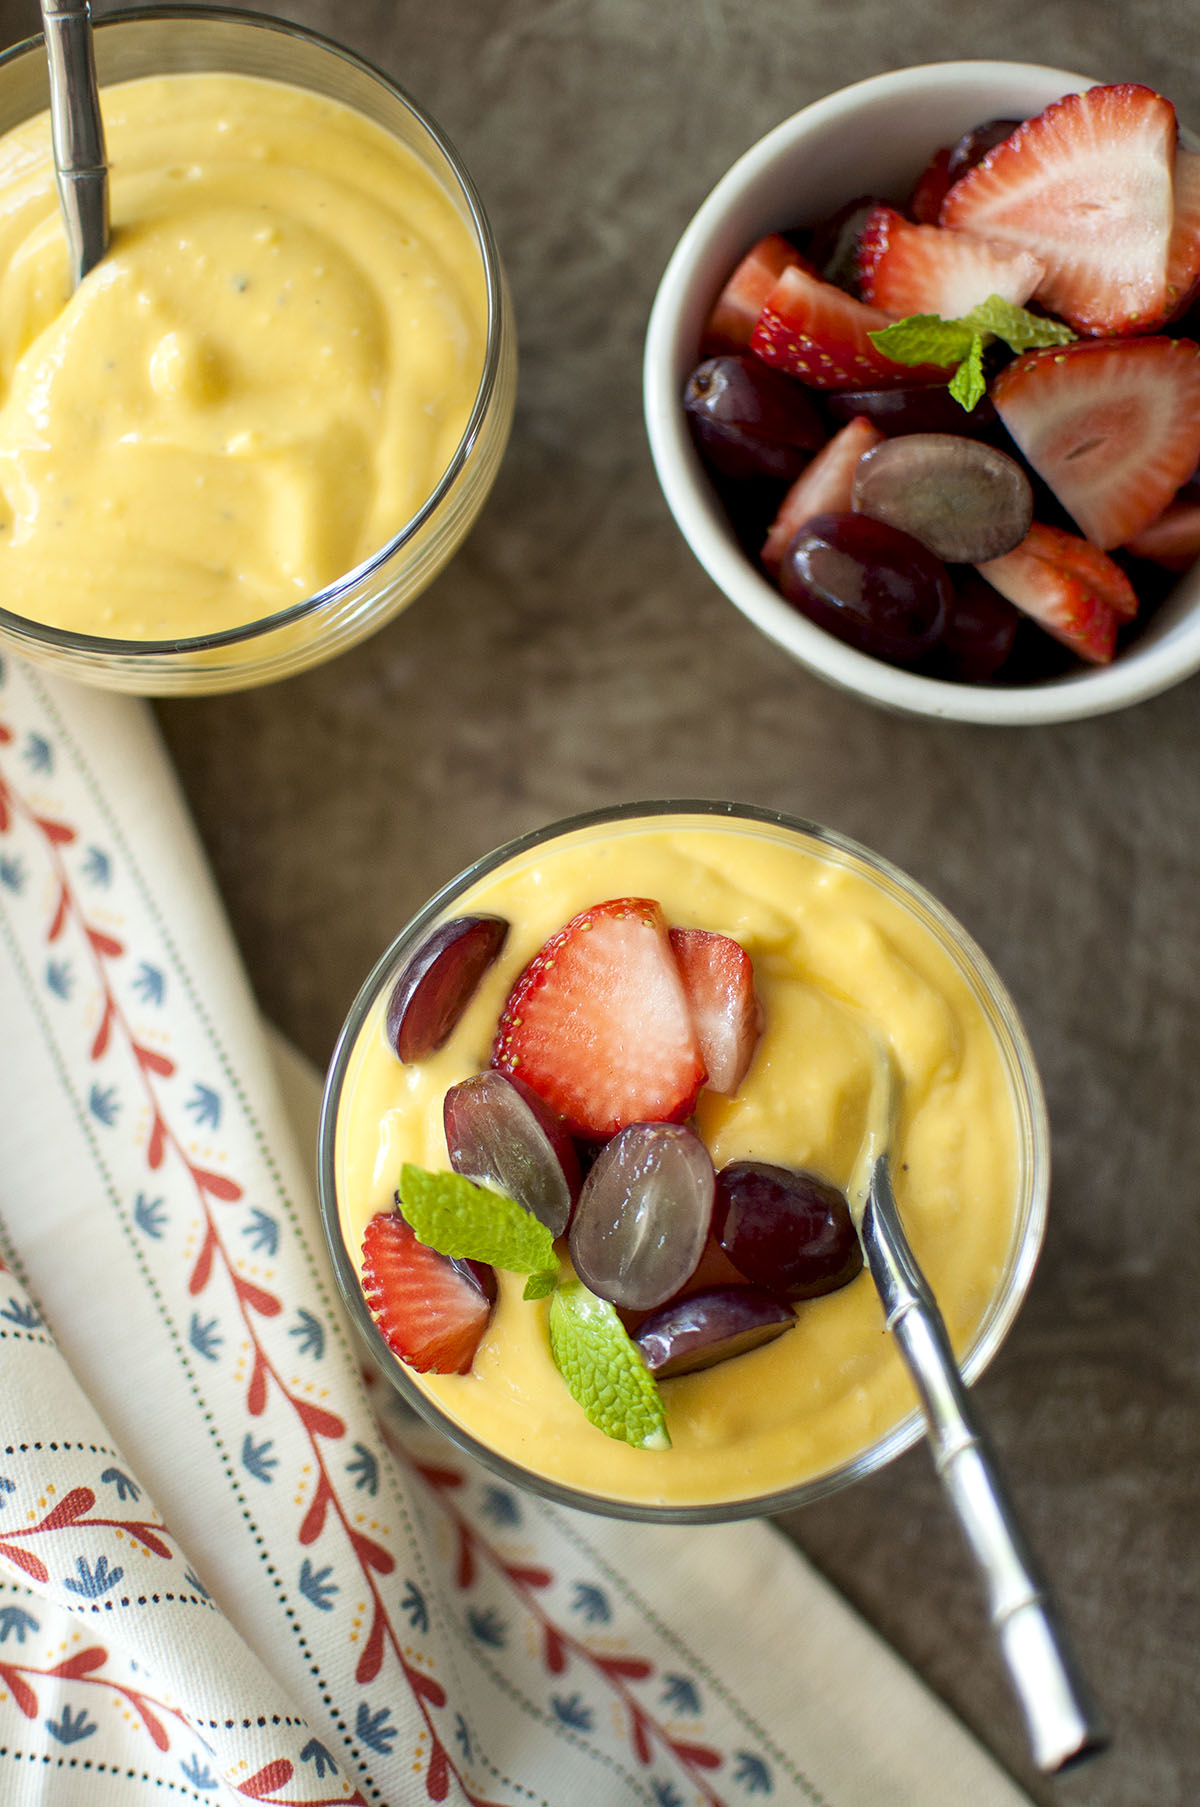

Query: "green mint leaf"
<box><xmin>397</xmin><ymin>1164</ymin><xmax>559</xmax><ymax>1278</ymax></box>
<box><xmin>549</xmin><ymin>1282</ymin><xmax>670</xmax><ymax>1450</ymax></box>
<box><xmin>959</xmin><ymin>295</ymin><xmax>1076</xmax><ymax>352</ymax></box>
<box><xmin>871</xmin><ymin>295</ymin><xmax>1075</xmax><ymax>415</ymax></box>
<box><xmin>868</xmin><ymin>314</ymin><xmax>973</xmax><ymax>368</ymax></box>
<box><xmin>522</xmin><ymin>1269</ymin><xmax>558</xmax><ymax>1302</ymax></box>
<box><xmin>949</xmin><ymin>335</ymin><xmax>987</xmax><ymax>412</ymax></box>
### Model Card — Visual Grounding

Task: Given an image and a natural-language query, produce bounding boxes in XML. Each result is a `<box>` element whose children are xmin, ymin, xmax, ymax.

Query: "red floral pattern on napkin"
<box><xmin>0</xmin><ymin>656</ymin><xmax>806</xmax><ymax>1807</ymax></box>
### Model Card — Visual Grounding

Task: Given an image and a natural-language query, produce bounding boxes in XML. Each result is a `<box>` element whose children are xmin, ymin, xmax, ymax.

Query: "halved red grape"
<box><xmin>714</xmin><ymin>1162</ymin><xmax>862</xmax><ymax>1301</ymax></box>
<box><xmin>778</xmin><ymin>510</ymin><xmax>951</xmax><ymax>665</ymax></box>
<box><xmin>684</xmin><ymin>355</ymin><xmax>826</xmax><ymax>483</ymax></box>
<box><xmin>633</xmin><ymin>1285</ymin><xmax>795</xmax><ymax>1378</ymax></box>
<box><xmin>851</xmin><ymin>434</ymin><xmax>1033</xmax><ymax>564</ymax></box>
<box><xmin>569</xmin><ymin>1122</ymin><xmax>714</xmax><ymax>1312</ymax></box>
<box><xmin>385</xmin><ymin>915</ymin><xmax>508</xmax><ymax>1063</ymax></box>
<box><xmin>934</xmin><ymin>572</ymin><xmax>1021</xmax><ymax>683</ymax></box>
<box><xmin>443</xmin><ymin>1071</ymin><xmax>580</xmax><ymax>1236</ymax></box>
<box><xmin>826</xmin><ymin>384</ymin><xmax>998</xmax><ymax>438</ymax></box>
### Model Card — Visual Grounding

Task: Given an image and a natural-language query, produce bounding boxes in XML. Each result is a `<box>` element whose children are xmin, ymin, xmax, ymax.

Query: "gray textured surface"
<box><xmin>4</xmin><ymin>0</ymin><xmax>1198</xmax><ymax>1799</ymax></box>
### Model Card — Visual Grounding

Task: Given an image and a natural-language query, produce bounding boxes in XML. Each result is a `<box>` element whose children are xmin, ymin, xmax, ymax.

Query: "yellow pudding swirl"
<box><xmin>0</xmin><ymin>73</ymin><xmax>486</xmax><ymax>638</ymax></box>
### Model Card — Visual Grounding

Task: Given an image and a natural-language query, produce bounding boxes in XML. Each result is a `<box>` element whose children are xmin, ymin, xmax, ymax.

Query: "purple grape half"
<box><xmin>714</xmin><ymin>1161</ymin><xmax>862</xmax><ymax>1301</ymax></box>
<box><xmin>569</xmin><ymin>1122</ymin><xmax>714</xmax><ymax>1312</ymax></box>
<box><xmin>851</xmin><ymin>433</ymin><xmax>1033</xmax><ymax>564</ymax></box>
<box><xmin>385</xmin><ymin>915</ymin><xmax>508</xmax><ymax>1063</ymax></box>
<box><xmin>633</xmin><ymin>1285</ymin><xmax>795</xmax><ymax>1378</ymax></box>
<box><xmin>444</xmin><ymin>1070</ymin><xmax>580</xmax><ymax>1236</ymax></box>
<box><xmin>685</xmin><ymin>354</ymin><xmax>826</xmax><ymax>484</ymax></box>
<box><xmin>933</xmin><ymin>573</ymin><xmax>1021</xmax><ymax>683</ymax></box>
<box><xmin>778</xmin><ymin>510</ymin><xmax>951</xmax><ymax>666</ymax></box>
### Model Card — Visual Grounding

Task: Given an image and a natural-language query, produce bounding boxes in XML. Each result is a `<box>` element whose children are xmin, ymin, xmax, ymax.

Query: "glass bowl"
<box><xmin>318</xmin><ymin>801</ymin><xmax>1049</xmax><ymax>1523</ymax></box>
<box><xmin>643</xmin><ymin>62</ymin><xmax>1200</xmax><ymax>725</ymax></box>
<box><xmin>0</xmin><ymin>6</ymin><xmax>516</xmax><ymax>694</ymax></box>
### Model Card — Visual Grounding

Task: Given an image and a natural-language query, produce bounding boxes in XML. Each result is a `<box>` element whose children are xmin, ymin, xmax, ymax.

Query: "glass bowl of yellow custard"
<box><xmin>0</xmin><ymin>7</ymin><xmax>515</xmax><ymax>693</ymax></box>
<box><xmin>318</xmin><ymin>802</ymin><xmax>1049</xmax><ymax>1523</ymax></box>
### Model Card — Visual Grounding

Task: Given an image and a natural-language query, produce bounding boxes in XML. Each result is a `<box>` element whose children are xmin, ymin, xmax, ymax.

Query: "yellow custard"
<box><xmin>332</xmin><ymin>814</ymin><xmax>1041</xmax><ymax>1513</ymax></box>
<box><xmin>0</xmin><ymin>72</ymin><xmax>486</xmax><ymax>638</ymax></box>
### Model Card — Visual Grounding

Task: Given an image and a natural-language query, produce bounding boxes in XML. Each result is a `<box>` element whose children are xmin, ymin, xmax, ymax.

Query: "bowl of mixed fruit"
<box><xmin>318</xmin><ymin>803</ymin><xmax>1047</xmax><ymax>1520</ymax></box>
<box><xmin>644</xmin><ymin>62</ymin><xmax>1200</xmax><ymax>724</ymax></box>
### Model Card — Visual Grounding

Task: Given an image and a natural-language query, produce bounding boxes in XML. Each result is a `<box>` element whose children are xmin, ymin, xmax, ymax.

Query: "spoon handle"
<box><xmin>40</xmin><ymin>0</ymin><xmax>108</xmax><ymax>284</ymax></box>
<box><xmin>862</xmin><ymin>1154</ymin><xmax>1106</xmax><ymax>1774</ymax></box>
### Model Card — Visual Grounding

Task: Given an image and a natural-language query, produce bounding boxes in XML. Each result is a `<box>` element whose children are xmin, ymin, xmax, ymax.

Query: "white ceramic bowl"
<box><xmin>644</xmin><ymin>61</ymin><xmax>1200</xmax><ymax>725</ymax></box>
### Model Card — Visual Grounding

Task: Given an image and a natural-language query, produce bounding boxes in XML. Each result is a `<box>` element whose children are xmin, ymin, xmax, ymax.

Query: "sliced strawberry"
<box><xmin>749</xmin><ymin>263</ymin><xmax>953</xmax><ymax>391</ymax></box>
<box><xmin>991</xmin><ymin>336</ymin><xmax>1200</xmax><ymax>548</ymax></box>
<box><xmin>703</xmin><ymin>233</ymin><xmax>808</xmax><ymax>354</ymax></box>
<box><xmin>907</xmin><ymin>146</ymin><xmax>954</xmax><ymax>225</ymax></box>
<box><xmin>940</xmin><ymin>83</ymin><xmax>1177</xmax><ymax>334</ymax></box>
<box><xmin>491</xmin><ymin>898</ymin><xmax>706</xmax><ymax>1141</ymax></box>
<box><xmin>1124</xmin><ymin>484</ymin><xmax>1200</xmax><ymax>569</ymax></box>
<box><xmin>668</xmin><ymin>928</ymin><xmax>762</xmax><ymax>1096</ymax></box>
<box><xmin>361</xmin><ymin>1211</ymin><xmax>495</xmax><ymax>1374</ymax></box>
<box><xmin>1012</xmin><ymin>523</ymin><xmax>1138</xmax><ymax>618</ymax></box>
<box><xmin>1166</xmin><ymin>146</ymin><xmax>1200</xmax><ymax>319</ymax></box>
<box><xmin>856</xmin><ymin>204</ymin><xmax>1044</xmax><ymax>319</ymax></box>
<box><xmin>975</xmin><ymin>524</ymin><xmax>1121</xmax><ymax>664</ymax></box>
<box><xmin>761</xmin><ymin>415</ymin><xmax>884</xmax><ymax>573</ymax></box>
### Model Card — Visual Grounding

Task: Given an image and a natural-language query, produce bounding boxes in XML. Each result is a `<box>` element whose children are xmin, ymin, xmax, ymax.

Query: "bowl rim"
<box><xmin>316</xmin><ymin>797</ymin><xmax>1051</xmax><ymax>1522</ymax></box>
<box><xmin>0</xmin><ymin>3</ymin><xmax>507</xmax><ymax>659</ymax></box>
<box><xmin>643</xmin><ymin>59</ymin><xmax>1200</xmax><ymax>726</ymax></box>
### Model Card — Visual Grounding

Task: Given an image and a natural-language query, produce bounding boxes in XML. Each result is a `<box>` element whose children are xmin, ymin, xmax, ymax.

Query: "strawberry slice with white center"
<box><xmin>761</xmin><ymin>415</ymin><xmax>884</xmax><ymax>573</ymax></box>
<box><xmin>703</xmin><ymin>233</ymin><xmax>809</xmax><ymax>355</ymax></box>
<box><xmin>1018</xmin><ymin>524</ymin><xmax>1138</xmax><ymax>618</ymax></box>
<box><xmin>491</xmin><ymin>898</ymin><xmax>706</xmax><ymax>1141</ymax></box>
<box><xmin>856</xmin><ymin>204</ymin><xmax>1044</xmax><ymax>319</ymax></box>
<box><xmin>749</xmin><ymin>263</ymin><xmax>952</xmax><ymax>390</ymax></box>
<box><xmin>975</xmin><ymin>523</ymin><xmax>1122</xmax><ymax>664</ymax></box>
<box><xmin>991</xmin><ymin>336</ymin><xmax>1200</xmax><ymax>548</ymax></box>
<box><xmin>361</xmin><ymin>1211</ymin><xmax>495</xmax><ymax>1374</ymax></box>
<box><xmin>1124</xmin><ymin>484</ymin><xmax>1200</xmax><ymax>569</ymax></box>
<box><xmin>939</xmin><ymin>83</ymin><xmax>1177</xmax><ymax>335</ymax></box>
<box><xmin>669</xmin><ymin>928</ymin><xmax>762</xmax><ymax>1096</ymax></box>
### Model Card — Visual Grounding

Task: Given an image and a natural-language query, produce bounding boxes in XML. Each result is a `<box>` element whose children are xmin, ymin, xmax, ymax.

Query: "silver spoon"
<box><xmin>852</xmin><ymin>1044</ymin><xmax>1107</xmax><ymax>1774</ymax></box>
<box><xmin>39</xmin><ymin>0</ymin><xmax>108</xmax><ymax>285</ymax></box>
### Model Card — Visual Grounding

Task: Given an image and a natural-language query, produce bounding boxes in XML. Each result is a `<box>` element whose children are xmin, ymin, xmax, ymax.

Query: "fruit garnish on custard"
<box><xmin>359</xmin><ymin>898</ymin><xmax>862</xmax><ymax>1447</ymax></box>
<box><xmin>685</xmin><ymin>82</ymin><xmax>1200</xmax><ymax>683</ymax></box>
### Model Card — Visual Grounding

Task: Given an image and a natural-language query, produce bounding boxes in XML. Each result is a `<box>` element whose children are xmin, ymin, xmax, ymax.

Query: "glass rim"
<box><xmin>0</xmin><ymin>3</ymin><xmax>506</xmax><ymax>659</ymax></box>
<box><xmin>317</xmin><ymin>799</ymin><xmax>1051</xmax><ymax>1523</ymax></box>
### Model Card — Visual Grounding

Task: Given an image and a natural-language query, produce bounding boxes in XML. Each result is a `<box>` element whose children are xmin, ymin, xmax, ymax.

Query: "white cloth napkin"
<box><xmin>0</xmin><ymin>649</ymin><xmax>1036</xmax><ymax>1807</ymax></box>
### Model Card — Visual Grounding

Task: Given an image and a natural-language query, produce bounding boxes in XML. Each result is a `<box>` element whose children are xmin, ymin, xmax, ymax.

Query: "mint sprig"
<box><xmin>869</xmin><ymin>295</ymin><xmax>1075</xmax><ymax>411</ymax></box>
<box><xmin>549</xmin><ymin>1282</ymin><xmax>670</xmax><ymax>1450</ymax></box>
<box><xmin>397</xmin><ymin>1164</ymin><xmax>558</xmax><ymax>1293</ymax></box>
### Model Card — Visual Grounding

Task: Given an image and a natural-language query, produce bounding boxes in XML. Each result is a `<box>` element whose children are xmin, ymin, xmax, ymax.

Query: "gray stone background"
<box><xmin>2</xmin><ymin>1</ymin><xmax>1197</xmax><ymax>1801</ymax></box>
